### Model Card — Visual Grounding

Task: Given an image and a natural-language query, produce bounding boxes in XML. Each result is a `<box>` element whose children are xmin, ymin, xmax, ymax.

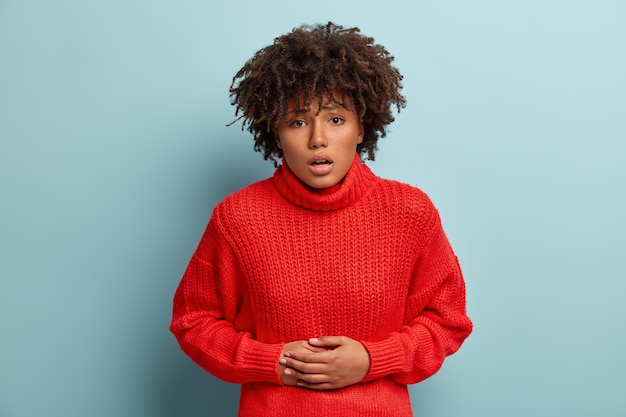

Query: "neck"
<box><xmin>272</xmin><ymin>153</ymin><xmax>377</xmax><ymax>211</ymax></box>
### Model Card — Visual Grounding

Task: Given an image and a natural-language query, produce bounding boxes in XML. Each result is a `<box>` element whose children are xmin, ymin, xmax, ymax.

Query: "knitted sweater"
<box><xmin>170</xmin><ymin>153</ymin><xmax>472</xmax><ymax>417</ymax></box>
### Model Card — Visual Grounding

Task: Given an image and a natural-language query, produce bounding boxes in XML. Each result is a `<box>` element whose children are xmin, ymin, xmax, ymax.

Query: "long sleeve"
<box><xmin>361</xmin><ymin>215</ymin><xmax>472</xmax><ymax>385</ymax></box>
<box><xmin>170</xmin><ymin>216</ymin><xmax>284</xmax><ymax>385</ymax></box>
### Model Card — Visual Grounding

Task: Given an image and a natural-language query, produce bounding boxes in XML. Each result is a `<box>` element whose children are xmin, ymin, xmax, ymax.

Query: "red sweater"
<box><xmin>170</xmin><ymin>153</ymin><xmax>472</xmax><ymax>417</ymax></box>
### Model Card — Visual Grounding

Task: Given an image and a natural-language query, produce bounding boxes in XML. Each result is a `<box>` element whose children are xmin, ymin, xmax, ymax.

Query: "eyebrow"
<box><xmin>287</xmin><ymin>105</ymin><xmax>343</xmax><ymax>115</ymax></box>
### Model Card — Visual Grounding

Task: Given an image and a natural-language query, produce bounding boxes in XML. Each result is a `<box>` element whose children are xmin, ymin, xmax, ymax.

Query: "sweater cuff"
<box><xmin>236</xmin><ymin>335</ymin><xmax>285</xmax><ymax>385</ymax></box>
<box><xmin>361</xmin><ymin>336</ymin><xmax>406</xmax><ymax>383</ymax></box>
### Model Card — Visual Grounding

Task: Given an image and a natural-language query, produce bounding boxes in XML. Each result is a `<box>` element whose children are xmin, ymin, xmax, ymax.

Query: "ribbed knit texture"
<box><xmin>171</xmin><ymin>153</ymin><xmax>472</xmax><ymax>417</ymax></box>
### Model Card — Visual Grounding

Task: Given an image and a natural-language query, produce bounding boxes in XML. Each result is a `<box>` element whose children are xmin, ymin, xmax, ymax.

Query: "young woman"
<box><xmin>170</xmin><ymin>22</ymin><xmax>472</xmax><ymax>417</ymax></box>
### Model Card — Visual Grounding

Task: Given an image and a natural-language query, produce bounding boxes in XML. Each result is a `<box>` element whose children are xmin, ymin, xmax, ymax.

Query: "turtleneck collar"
<box><xmin>272</xmin><ymin>153</ymin><xmax>377</xmax><ymax>211</ymax></box>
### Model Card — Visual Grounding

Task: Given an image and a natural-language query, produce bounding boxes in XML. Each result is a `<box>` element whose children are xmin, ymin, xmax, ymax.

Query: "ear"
<box><xmin>356</xmin><ymin>124</ymin><xmax>364</xmax><ymax>144</ymax></box>
<box><xmin>274</xmin><ymin>131</ymin><xmax>283</xmax><ymax>149</ymax></box>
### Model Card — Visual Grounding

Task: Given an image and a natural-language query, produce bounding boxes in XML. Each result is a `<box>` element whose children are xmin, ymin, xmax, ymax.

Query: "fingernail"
<box><xmin>284</xmin><ymin>369</ymin><xmax>292</xmax><ymax>375</ymax></box>
<box><xmin>279</xmin><ymin>358</ymin><xmax>287</xmax><ymax>364</ymax></box>
<box><xmin>284</xmin><ymin>352</ymin><xmax>291</xmax><ymax>357</ymax></box>
<box><xmin>309</xmin><ymin>338</ymin><xmax>319</xmax><ymax>343</ymax></box>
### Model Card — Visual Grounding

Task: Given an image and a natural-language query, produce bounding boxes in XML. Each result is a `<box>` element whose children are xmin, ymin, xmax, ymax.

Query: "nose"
<box><xmin>309</xmin><ymin>122</ymin><xmax>327</xmax><ymax>149</ymax></box>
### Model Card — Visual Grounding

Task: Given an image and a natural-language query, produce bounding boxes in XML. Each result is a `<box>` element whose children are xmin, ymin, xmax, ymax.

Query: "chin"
<box><xmin>309</xmin><ymin>177</ymin><xmax>341</xmax><ymax>189</ymax></box>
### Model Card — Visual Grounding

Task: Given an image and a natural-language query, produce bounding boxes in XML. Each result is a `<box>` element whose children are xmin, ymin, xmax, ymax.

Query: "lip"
<box><xmin>308</xmin><ymin>154</ymin><xmax>334</xmax><ymax>175</ymax></box>
<box><xmin>308</xmin><ymin>154</ymin><xmax>334</xmax><ymax>165</ymax></box>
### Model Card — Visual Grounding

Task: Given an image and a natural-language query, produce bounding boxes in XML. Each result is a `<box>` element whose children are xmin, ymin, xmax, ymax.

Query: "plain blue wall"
<box><xmin>1</xmin><ymin>1</ymin><xmax>625</xmax><ymax>416</ymax></box>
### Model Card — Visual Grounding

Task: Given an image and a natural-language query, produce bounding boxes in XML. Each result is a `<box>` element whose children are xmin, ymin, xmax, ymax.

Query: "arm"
<box><xmin>361</xmin><ymin>219</ymin><xmax>473</xmax><ymax>385</ymax></box>
<box><xmin>169</xmin><ymin>217</ymin><xmax>284</xmax><ymax>385</ymax></box>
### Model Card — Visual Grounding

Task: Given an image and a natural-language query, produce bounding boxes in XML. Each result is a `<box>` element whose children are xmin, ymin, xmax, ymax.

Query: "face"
<box><xmin>275</xmin><ymin>92</ymin><xmax>364</xmax><ymax>189</ymax></box>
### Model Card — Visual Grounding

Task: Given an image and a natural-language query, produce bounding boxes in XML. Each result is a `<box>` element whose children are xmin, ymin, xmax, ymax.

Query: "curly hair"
<box><xmin>229</xmin><ymin>22</ymin><xmax>406</xmax><ymax>165</ymax></box>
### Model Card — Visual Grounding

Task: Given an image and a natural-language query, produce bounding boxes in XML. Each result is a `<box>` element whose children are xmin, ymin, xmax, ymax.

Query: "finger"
<box><xmin>308</xmin><ymin>336</ymin><xmax>345</xmax><ymax>348</ymax></box>
<box><xmin>280</xmin><ymin>357</ymin><xmax>328</xmax><ymax>374</ymax></box>
<box><xmin>284</xmin><ymin>368</ymin><xmax>329</xmax><ymax>385</ymax></box>
<box><xmin>284</xmin><ymin>350</ymin><xmax>331</xmax><ymax>364</ymax></box>
<box><xmin>296</xmin><ymin>380</ymin><xmax>339</xmax><ymax>390</ymax></box>
<box><xmin>302</xmin><ymin>344</ymin><xmax>328</xmax><ymax>353</ymax></box>
<box><xmin>278</xmin><ymin>368</ymin><xmax>299</xmax><ymax>386</ymax></box>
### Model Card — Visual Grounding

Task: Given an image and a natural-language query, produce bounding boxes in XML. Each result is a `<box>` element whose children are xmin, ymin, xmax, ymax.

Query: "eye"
<box><xmin>289</xmin><ymin>119</ymin><xmax>306</xmax><ymax>128</ymax></box>
<box><xmin>330</xmin><ymin>117</ymin><xmax>344</xmax><ymax>125</ymax></box>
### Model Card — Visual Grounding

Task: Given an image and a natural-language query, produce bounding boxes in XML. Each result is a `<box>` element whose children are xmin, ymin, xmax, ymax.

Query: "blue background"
<box><xmin>1</xmin><ymin>1</ymin><xmax>625</xmax><ymax>416</ymax></box>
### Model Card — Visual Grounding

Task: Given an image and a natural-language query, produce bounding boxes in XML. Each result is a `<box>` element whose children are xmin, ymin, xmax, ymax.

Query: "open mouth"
<box><xmin>308</xmin><ymin>156</ymin><xmax>334</xmax><ymax>175</ymax></box>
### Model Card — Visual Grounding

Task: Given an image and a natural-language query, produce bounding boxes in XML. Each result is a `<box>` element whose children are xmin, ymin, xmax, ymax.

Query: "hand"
<box><xmin>279</xmin><ymin>336</ymin><xmax>371</xmax><ymax>390</ymax></box>
<box><xmin>278</xmin><ymin>340</ymin><xmax>328</xmax><ymax>386</ymax></box>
